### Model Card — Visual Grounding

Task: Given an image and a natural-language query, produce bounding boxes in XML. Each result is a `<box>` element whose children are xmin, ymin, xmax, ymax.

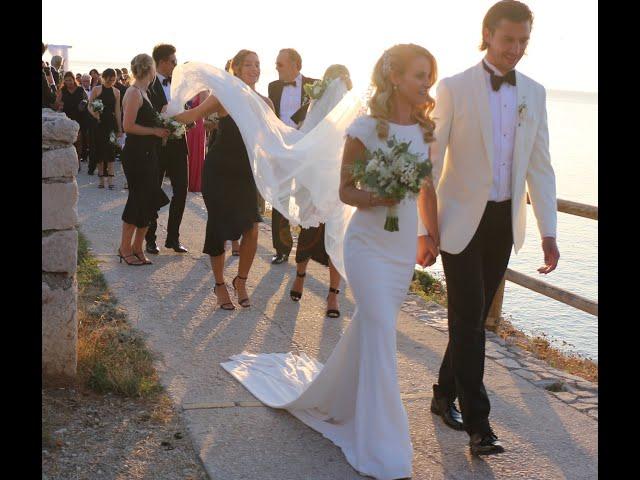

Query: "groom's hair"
<box><xmin>279</xmin><ymin>48</ymin><xmax>302</xmax><ymax>71</ymax></box>
<box><xmin>152</xmin><ymin>44</ymin><xmax>176</xmax><ymax>65</ymax></box>
<box><xmin>480</xmin><ymin>1</ymin><xmax>534</xmax><ymax>51</ymax></box>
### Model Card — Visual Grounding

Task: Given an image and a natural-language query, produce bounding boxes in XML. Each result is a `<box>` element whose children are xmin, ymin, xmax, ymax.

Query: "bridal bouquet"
<box><xmin>352</xmin><ymin>135</ymin><xmax>432</xmax><ymax>232</ymax></box>
<box><xmin>91</xmin><ymin>99</ymin><xmax>104</xmax><ymax>114</ymax></box>
<box><xmin>303</xmin><ymin>78</ymin><xmax>330</xmax><ymax>100</ymax></box>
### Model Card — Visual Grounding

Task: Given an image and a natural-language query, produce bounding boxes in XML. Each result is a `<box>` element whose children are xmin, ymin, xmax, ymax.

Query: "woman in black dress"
<box><xmin>174</xmin><ymin>50</ymin><xmax>274</xmax><ymax>310</ymax></box>
<box><xmin>118</xmin><ymin>54</ymin><xmax>170</xmax><ymax>266</ymax></box>
<box><xmin>88</xmin><ymin>68</ymin><xmax>123</xmax><ymax>189</ymax></box>
<box><xmin>55</xmin><ymin>71</ymin><xmax>88</xmax><ymax>171</ymax></box>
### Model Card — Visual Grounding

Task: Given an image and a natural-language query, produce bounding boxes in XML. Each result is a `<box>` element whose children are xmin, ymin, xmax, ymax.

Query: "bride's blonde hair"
<box><xmin>369</xmin><ymin>44</ymin><xmax>437</xmax><ymax>143</ymax></box>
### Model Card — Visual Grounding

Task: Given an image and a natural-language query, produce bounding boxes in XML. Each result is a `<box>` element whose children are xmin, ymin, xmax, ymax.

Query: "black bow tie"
<box><xmin>282</xmin><ymin>80</ymin><xmax>296</xmax><ymax>87</ymax></box>
<box><xmin>162</xmin><ymin>76</ymin><xmax>172</xmax><ymax>86</ymax></box>
<box><xmin>483</xmin><ymin>61</ymin><xmax>516</xmax><ymax>91</ymax></box>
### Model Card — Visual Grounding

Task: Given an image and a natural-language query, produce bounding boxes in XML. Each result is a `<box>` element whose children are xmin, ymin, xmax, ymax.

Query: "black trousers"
<box><xmin>271</xmin><ymin>208</ymin><xmax>293</xmax><ymax>256</ymax></box>
<box><xmin>145</xmin><ymin>139</ymin><xmax>188</xmax><ymax>245</ymax></box>
<box><xmin>436</xmin><ymin>200</ymin><xmax>513</xmax><ymax>436</ymax></box>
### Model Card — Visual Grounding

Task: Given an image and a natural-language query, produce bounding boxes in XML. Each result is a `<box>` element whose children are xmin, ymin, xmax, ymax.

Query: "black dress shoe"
<box><xmin>271</xmin><ymin>253</ymin><xmax>289</xmax><ymax>264</ymax></box>
<box><xmin>165</xmin><ymin>241</ymin><xmax>188</xmax><ymax>253</ymax></box>
<box><xmin>469</xmin><ymin>429</ymin><xmax>505</xmax><ymax>456</ymax></box>
<box><xmin>430</xmin><ymin>396</ymin><xmax>465</xmax><ymax>431</ymax></box>
<box><xmin>146</xmin><ymin>242</ymin><xmax>160</xmax><ymax>255</ymax></box>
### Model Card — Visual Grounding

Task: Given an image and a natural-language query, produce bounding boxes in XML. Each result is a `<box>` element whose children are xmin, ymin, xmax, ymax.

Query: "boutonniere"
<box><xmin>518</xmin><ymin>99</ymin><xmax>527</xmax><ymax>127</ymax></box>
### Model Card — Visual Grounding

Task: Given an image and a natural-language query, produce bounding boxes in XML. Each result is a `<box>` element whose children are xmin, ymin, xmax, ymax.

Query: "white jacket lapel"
<box><xmin>513</xmin><ymin>72</ymin><xmax>531</xmax><ymax>176</ymax></box>
<box><xmin>471</xmin><ymin>62</ymin><xmax>494</xmax><ymax>172</ymax></box>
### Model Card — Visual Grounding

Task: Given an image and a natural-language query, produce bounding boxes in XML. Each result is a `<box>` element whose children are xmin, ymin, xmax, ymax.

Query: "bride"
<box><xmin>167</xmin><ymin>44</ymin><xmax>439</xmax><ymax>480</ymax></box>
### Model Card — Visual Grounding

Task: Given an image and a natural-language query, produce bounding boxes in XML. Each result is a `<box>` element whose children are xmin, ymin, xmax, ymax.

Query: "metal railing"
<box><xmin>486</xmin><ymin>195</ymin><xmax>598</xmax><ymax>329</ymax></box>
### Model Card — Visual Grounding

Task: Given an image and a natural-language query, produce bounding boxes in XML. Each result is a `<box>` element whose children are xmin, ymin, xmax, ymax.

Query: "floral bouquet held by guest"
<box><xmin>155</xmin><ymin>112</ymin><xmax>186</xmax><ymax>145</ymax></box>
<box><xmin>91</xmin><ymin>99</ymin><xmax>104</xmax><ymax>116</ymax></box>
<box><xmin>352</xmin><ymin>134</ymin><xmax>432</xmax><ymax>231</ymax></box>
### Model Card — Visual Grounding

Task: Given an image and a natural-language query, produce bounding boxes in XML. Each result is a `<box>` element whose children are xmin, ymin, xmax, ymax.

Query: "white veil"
<box><xmin>165</xmin><ymin>62</ymin><xmax>363</xmax><ymax>280</ymax></box>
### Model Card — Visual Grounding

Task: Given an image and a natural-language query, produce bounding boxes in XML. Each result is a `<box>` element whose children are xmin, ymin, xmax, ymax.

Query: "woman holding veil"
<box><xmin>173</xmin><ymin>49</ymin><xmax>274</xmax><ymax>310</ymax></box>
<box><xmin>168</xmin><ymin>44</ymin><xmax>439</xmax><ymax>479</ymax></box>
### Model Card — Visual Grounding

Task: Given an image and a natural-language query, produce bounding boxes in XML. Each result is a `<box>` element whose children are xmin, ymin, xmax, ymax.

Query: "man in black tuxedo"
<box><xmin>267</xmin><ymin>48</ymin><xmax>316</xmax><ymax>264</ymax></box>
<box><xmin>145</xmin><ymin>43</ymin><xmax>189</xmax><ymax>254</ymax></box>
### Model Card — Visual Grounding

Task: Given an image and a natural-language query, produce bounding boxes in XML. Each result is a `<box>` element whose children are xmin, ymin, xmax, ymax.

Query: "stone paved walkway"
<box><xmin>76</xmin><ymin>166</ymin><xmax>597</xmax><ymax>479</ymax></box>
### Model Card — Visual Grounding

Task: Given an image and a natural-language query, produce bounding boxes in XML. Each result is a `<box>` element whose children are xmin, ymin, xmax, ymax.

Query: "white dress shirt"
<box><xmin>157</xmin><ymin>73</ymin><xmax>171</xmax><ymax>103</ymax></box>
<box><xmin>484</xmin><ymin>59</ymin><xmax>517</xmax><ymax>202</ymax></box>
<box><xmin>279</xmin><ymin>73</ymin><xmax>302</xmax><ymax>127</ymax></box>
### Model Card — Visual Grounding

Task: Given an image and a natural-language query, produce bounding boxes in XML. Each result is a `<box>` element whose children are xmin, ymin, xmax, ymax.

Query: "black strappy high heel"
<box><xmin>232</xmin><ymin>275</ymin><xmax>250</xmax><ymax>308</ymax></box>
<box><xmin>289</xmin><ymin>271</ymin><xmax>306</xmax><ymax>302</ymax></box>
<box><xmin>326</xmin><ymin>287</ymin><xmax>341</xmax><ymax>318</ymax></box>
<box><xmin>214</xmin><ymin>282</ymin><xmax>235</xmax><ymax>311</ymax></box>
<box><xmin>117</xmin><ymin>248</ymin><xmax>144</xmax><ymax>266</ymax></box>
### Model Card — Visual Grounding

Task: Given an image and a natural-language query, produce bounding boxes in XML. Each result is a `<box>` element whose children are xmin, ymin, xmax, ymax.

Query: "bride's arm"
<box><xmin>418</xmin><ymin>177</ymin><xmax>439</xmax><ymax>250</ymax></box>
<box><xmin>173</xmin><ymin>94</ymin><xmax>224</xmax><ymax>124</ymax></box>
<box><xmin>339</xmin><ymin>136</ymin><xmax>397</xmax><ymax>208</ymax></box>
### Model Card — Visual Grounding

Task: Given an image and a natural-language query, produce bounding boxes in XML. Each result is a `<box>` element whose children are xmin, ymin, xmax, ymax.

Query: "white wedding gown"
<box><xmin>166</xmin><ymin>64</ymin><xmax>429</xmax><ymax>479</ymax></box>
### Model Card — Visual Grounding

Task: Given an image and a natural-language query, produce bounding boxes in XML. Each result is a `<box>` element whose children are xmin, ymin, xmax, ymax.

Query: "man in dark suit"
<box><xmin>145</xmin><ymin>43</ymin><xmax>189</xmax><ymax>254</ymax></box>
<box><xmin>267</xmin><ymin>48</ymin><xmax>316</xmax><ymax>264</ymax></box>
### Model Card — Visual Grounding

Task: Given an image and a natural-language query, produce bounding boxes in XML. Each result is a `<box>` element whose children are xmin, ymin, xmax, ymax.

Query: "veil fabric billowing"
<box><xmin>165</xmin><ymin>62</ymin><xmax>363</xmax><ymax>280</ymax></box>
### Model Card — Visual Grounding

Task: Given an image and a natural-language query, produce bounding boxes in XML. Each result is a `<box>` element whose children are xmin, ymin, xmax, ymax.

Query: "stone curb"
<box><xmin>400</xmin><ymin>294</ymin><xmax>598</xmax><ymax>419</ymax></box>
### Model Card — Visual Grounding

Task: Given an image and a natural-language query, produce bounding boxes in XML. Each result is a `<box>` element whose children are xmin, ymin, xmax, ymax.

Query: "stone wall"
<box><xmin>42</xmin><ymin>108</ymin><xmax>79</xmax><ymax>382</ymax></box>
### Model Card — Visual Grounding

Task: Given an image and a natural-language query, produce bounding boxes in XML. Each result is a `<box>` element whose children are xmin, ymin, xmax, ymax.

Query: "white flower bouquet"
<box><xmin>154</xmin><ymin>112</ymin><xmax>187</xmax><ymax>145</ymax></box>
<box><xmin>352</xmin><ymin>135</ymin><xmax>432</xmax><ymax>232</ymax></box>
<box><xmin>91</xmin><ymin>99</ymin><xmax>104</xmax><ymax>114</ymax></box>
<box><xmin>303</xmin><ymin>79</ymin><xmax>330</xmax><ymax>100</ymax></box>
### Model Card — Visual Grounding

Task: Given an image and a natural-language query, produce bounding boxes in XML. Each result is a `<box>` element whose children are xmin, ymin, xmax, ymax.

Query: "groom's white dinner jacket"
<box><xmin>419</xmin><ymin>61</ymin><xmax>557</xmax><ymax>254</ymax></box>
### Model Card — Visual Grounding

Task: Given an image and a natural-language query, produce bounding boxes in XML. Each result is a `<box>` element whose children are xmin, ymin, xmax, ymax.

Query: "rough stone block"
<box><xmin>42</xmin><ymin>110</ymin><xmax>79</xmax><ymax>144</ymax></box>
<box><xmin>495</xmin><ymin>358</ymin><xmax>522</xmax><ymax>369</ymax></box>
<box><xmin>42</xmin><ymin>182</ymin><xmax>78</xmax><ymax>230</ymax></box>
<box><xmin>42</xmin><ymin>146</ymin><xmax>78</xmax><ymax>178</ymax></box>
<box><xmin>42</xmin><ymin>280</ymin><xmax>77</xmax><ymax>379</ymax></box>
<box><xmin>42</xmin><ymin>230</ymin><xmax>78</xmax><ymax>273</ymax></box>
<box><xmin>552</xmin><ymin>391</ymin><xmax>578</xmax><ymax>403</ymax></box>
<box><xmin>513</xmin><ymin>369</ymin><xmax>541</xmax><ymax>382</ymax></box>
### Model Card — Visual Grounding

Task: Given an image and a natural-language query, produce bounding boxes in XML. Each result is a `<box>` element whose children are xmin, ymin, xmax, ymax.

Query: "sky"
<box><xmin>42</xmin><ymin>0</ymin><xmax>597</xmax><ymax>94</ymax></box>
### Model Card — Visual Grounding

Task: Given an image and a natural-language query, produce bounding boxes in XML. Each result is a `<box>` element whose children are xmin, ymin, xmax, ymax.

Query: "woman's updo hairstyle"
<box><xmin>229</xmin><ymin>49</ymin><xmax>257</xmax><ymax>78</ymax></box>
<box><xmin>130</xmin><ymin>53</ymin><xmax>154</xmax><ymax>81</ymax></box>
<box><xmin>101</xmin><ymin>68</ymin><xmax>116</xmax><ymax>80</ymax></box>
<box><xmin>322</xmin><ymin>64</ymin><xmax>352</xmax><ymax>91</ymax></box>
<box><xmin>369</xmin><ymin>43</ymin><xmax>437</xmax><ymax>143</ymax></box>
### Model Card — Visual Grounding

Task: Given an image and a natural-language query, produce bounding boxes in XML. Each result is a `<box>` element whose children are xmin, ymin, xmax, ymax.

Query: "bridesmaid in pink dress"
<box><xmin>187</xmin><ymin>91</ymin><xmax>208</xmax><ymax>192</ymax></box>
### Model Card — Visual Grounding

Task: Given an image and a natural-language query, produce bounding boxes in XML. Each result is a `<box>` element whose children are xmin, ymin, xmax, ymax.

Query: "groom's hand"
<box><xmin>538</xmin><ymin>237</ymin><xmax>560</xmax><ymax>274</ymax></box>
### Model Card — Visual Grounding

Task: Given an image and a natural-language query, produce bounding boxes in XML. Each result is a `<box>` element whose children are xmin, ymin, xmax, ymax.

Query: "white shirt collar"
<box><xmin>483</xmin><ymin>58</ymin><xmax>512</xmax><ymax>77</ymax></box>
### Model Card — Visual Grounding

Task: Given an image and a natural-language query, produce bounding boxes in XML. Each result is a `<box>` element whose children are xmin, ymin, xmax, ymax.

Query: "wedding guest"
<box><xmin>79</xmin><ymin>74</ymin><xmax>94</xmax><ymax>165</ymax></box>
<box><xmin>145</xmin><ymin>43</ymin><xmax>190</xmax><ymax>254</ymax></box>
<box><xmin>173</xmin><ymin>49</ymin><xmax>275</xmax><ymax>309</ymax></box>
<box><xmin>89</xmin><ymin>68</ymin><xmax>101</xmax><ymax>88</ymax></box>
<box><xmin>42</xmin><ymin>56</ymin><xmax>57</xmax><ymax>109</ymax></box>
<box><xmin>267</xmin><ymin>48</ymin><xmax>317</xmax><ymax>264</ymax></box>
<box><xmin>121</xmin><ymin>67</ymin><xmax>131</xmax><ymax>86</ymax></box>
<box><xmin>416</xmin><ymin>0</ymin><xmax>559</xmax><ymax>456</ymax></box>
<box><xmin>288</xmin><ymin>64</ymin><xmax>353</xmax><ymax>318</ymax></box>
<box><xmin>88</xmin><ymin>68</ymin><xmax>123</xmax><ymax>189</ymax></box>
<box><xmin>118</xmin><ymin>53</ymin><xmax>170</xmax><ymax>266</ymax></box>
<box><xmin>50</xmin><ymin>55</ymin><xmax>63</xmax><ymax>86</ymax></box>
<box><xmin>186</xmin><ymin>91</ymin><xmax>207</xmax><ymax>193</ymax></box>
<box><xmin>75</xmin><ymin>73</ymin><xmax>82</xmax><ymax>84</ymax></box>
<box><xmin>56</xmin><ymin>71</ymin><xmax>89</xmax><ymax>170</ymax></box>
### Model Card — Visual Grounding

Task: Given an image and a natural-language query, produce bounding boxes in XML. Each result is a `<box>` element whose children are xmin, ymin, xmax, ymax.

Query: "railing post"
<box><xmin>486</xmin><ymin>275</ymin><xmax>506</xmax><ymax>331</ymax></box>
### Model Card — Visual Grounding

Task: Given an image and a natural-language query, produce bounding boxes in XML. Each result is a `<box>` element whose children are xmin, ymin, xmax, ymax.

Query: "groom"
<box><xmin>417</xmin><ymin>0</ymin><xmax>560</xmax><ymax>455</ymax></box>
<box><xmin>145</xmin><ymin>43</ymin><xmax>189</xmax><ymax>254</ymax></box>
<box><xmin>267</xmin><ymin>48</ymin><xmax>316</xmax><ymax>264</ymax></box>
